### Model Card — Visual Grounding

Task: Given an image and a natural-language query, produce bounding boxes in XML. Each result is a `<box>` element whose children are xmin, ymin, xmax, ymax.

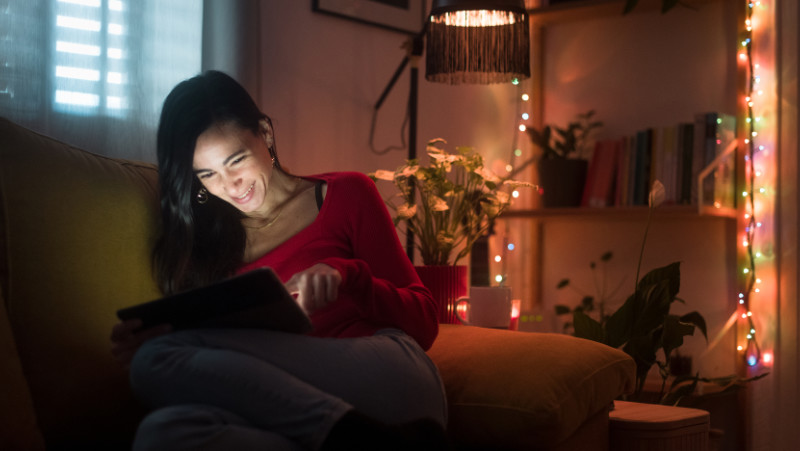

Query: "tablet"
<box><xmin>117</xmin><ymin>268</ymin><xmax>312</xmax><ymax>334</ymax></box>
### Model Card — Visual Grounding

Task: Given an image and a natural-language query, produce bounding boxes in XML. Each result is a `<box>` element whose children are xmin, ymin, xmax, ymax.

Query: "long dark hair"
<box><xmin>153</xmin><ymin>70</ymin><xmax>279</xmax><ymax>294</ymax></box>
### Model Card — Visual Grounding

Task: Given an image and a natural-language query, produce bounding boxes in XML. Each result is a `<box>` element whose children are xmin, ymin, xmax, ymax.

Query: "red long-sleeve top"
<box><xmin>237</xmin><ymin>172</ymin><xmax>439</xmax><ymax>350</ymax></box>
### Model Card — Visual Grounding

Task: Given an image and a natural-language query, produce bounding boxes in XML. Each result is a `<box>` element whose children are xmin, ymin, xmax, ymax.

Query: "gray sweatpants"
<box><xmin>129</xmin><ymin>328</ymin><xmax>447</xmax><ymax>451</ymax></box>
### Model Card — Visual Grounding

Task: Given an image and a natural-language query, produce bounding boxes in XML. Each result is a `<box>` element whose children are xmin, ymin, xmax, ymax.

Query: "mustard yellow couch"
<box><xmin>0</xmin><ymin>117</ymin><xmax>635</xmax><ymax>450</ymax></box>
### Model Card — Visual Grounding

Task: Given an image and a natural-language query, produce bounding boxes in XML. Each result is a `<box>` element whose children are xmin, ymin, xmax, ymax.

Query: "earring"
<box><xmin>196</xmin><ymin>188</ymin><xmax>209</xmax><ymax>204</ymax></box>
<box><xmin>272</xmin><ymin>157</ymin><xmax>275</xmax><ymax>167</ymax></box>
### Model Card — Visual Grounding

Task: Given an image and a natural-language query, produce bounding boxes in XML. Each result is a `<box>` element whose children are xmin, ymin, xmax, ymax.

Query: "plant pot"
<box><xmin>537</xmin><ymin>158</ymin><xmax>588</xmax><ymax>207</ymax></box>
<box><xmin>415</xmin><ymin>265</ymin><xmax>468</xmax><ymax>324</ymax></box>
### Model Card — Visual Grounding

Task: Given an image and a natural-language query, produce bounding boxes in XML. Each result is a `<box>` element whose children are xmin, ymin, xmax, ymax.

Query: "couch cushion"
<box><xmin>0</xmin><ymin>118</ymin><xmax>161</xmax><ymax>447</ymax></box>
<box><xmin>427</xmin><ymin>324</ymin><xmax>635</xmax><ymax>449</ymax></box>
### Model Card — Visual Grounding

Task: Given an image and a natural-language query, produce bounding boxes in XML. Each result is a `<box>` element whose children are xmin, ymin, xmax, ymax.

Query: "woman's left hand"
<box><xmin>285</xmin><ymin>263</ymin><xmax>342</xmax><ymax>314</ymax></box>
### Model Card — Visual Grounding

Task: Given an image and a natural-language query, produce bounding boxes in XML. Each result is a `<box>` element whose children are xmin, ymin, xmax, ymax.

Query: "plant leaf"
<box><xmin>679</xmin><ymin>311</ymin><xmax>708</xmax><ymax>341</ymax></box>
<box><xmin>637</xmin><ymin>262</ymin><xmax>681</xmax><ymax>301</ymax></box>
<box><xmin>622</xmin><ymin>0</ymin><xmax>639</xmax><ymax>15</ymax></box>
<box><xmin>662</xmin><ymin>0</ymin><xmax>680</xmax><ymax>13</ymax></box>
<box><xmin>556</xmin><ymin>278</ymin><xmax>570</xmax><ymax>289</ymax></box>
<box><xmin>555</xmin><ymin>304</ymin><xmax>572</xmax><ymax>315</ymax></box>
<box><xmin>605</xmin><ymin>293</ymin><xmax>634</xmax><ymax>348</ymax></box>
<box><xmin>662</xmin><ymin>314</ymin><xmax>695</xmax><ymax>359</ymax></box>
<box><xmin>573</xmin><ymin>310</ymin><xmax>605</xmax><ymax>343</ymax></box>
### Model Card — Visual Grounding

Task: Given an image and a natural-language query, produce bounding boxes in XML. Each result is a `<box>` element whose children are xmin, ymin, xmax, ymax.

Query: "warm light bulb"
<box><xmin>521</xmin><ymin>94</ymin><xmax>529</xmax><ymax>101</ymax></box>
<box><xmin>512</xmin><ymin>190</ymin><xmax>520</xmax><ymax>198</ymax></box>
<box><xmin>522</xmin><ymin>113</ymin><xmax>529</xmax><ymax>120</ymax></box>
<box><xmin>495</xmin><ymin>274</ymin><xmax>503</xmax><ymax>283</ymax></box>
<box><xmin>494</xmin><ymin>255</ymin><xmax>502</xmax><ymax>262</ymax></box>
<box><xmin>518</xmin><ymin>124</ymin><xmax>526</xmax><ymax>132</ymax></box>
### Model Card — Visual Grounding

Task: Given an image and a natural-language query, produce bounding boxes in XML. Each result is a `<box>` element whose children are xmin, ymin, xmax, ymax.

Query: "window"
<box><xmin>52</xmin><ymin>0</ymin><xmax>130</xmax><ymax>116</ymax></box>
<box><xmin>0</xmin><ymin>0</ymin><xmax>203</xmax><ymax>161</ymax></box>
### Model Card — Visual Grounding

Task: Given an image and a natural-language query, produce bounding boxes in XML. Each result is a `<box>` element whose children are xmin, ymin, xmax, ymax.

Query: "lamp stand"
<box><xmin>374</xmin><ymin>33</ymin><xmax>425</xmax><ymax>261</ymax></box>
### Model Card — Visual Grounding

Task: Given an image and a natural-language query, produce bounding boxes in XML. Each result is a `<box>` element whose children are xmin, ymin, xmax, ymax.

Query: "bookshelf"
<box><xmin>496</xmin><ymin>2</ymin><xmax>745</xmax><ymax>446</ymax></box>
<box><xmin>500</xmin><ymin>0</ymin><xmax>741</xmax><ymax>310</ymax></box>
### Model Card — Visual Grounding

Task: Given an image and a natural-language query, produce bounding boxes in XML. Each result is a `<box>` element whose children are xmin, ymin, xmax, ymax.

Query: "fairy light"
<box><xmin>736</xmin><ymin>0</ymin><xmax>776</xmax><ymax>370</ymax></box>
<box><xmin>494</xmin><ymin>80</ymin><xmax>533</xmax><ymax>289</ymax></box>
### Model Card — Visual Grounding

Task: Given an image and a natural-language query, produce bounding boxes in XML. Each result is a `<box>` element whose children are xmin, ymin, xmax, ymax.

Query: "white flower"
<box><xmin>474</xmin><ymin>166</ymin><xmax>501</xmax><ymax>184</ymax></box>
<box><xmin>396</xmin><ymin>203</ymin><xmax>417</xmax><ymax>219</ymax></box>
<box><xmin>495</xmin><ymin>191</ymin><xmax>510</xmax><ymax>204</ymax></box>
<box><xmin>373</xmin><ymin>170</ymin><xmax>395</xmax><ymax>181</ymax></box>
<box><xmin>429</xmin><ymin>195</ymin><xmax>449</xmax><ymax>211</ymax></box>
<box><xmin>649</xmin><ymin>180</ymin><xmax>665</xmax><ymax>208</ymax></box>
<box><xmin>397</xmin><ymin>165</ymin><xmax>419</xmax><ymax>177</ymax></box>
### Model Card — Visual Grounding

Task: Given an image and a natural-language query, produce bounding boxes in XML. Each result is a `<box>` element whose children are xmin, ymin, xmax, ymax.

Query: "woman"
<box><xmin>110</xmin><ymin>71</ymin><xmax>447</xmax><ymax>450</ymax></box>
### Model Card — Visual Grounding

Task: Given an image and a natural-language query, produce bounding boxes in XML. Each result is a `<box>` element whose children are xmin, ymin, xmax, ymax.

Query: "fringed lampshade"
<box><xmin>425</xmin><ymin>0</ymin><xmax>530</xmax><ymax>85</ymax></box>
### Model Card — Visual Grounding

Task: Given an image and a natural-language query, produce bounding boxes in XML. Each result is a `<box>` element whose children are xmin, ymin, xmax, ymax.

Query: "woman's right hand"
<box><xmin>110</xmin><ymin>319</ymin><xmax>171</xmax><ymax>369</ymax></box>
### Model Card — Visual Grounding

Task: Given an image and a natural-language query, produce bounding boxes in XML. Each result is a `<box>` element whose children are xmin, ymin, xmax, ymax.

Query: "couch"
<box><xmin>0</xmin><ymin>117</ymin><xmax>635</xmax><ymax>450</ymax></box>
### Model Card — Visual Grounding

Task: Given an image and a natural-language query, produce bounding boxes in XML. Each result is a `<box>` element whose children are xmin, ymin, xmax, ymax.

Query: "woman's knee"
<box><xmin>128</xmin><ymin>332</ymin><xmax>196</xmax><ymax>399</ymax></box>
<box><xmin>133</xmin><ymin>405</ymin><xmax>211</xmax><ymax>451</ymax></box>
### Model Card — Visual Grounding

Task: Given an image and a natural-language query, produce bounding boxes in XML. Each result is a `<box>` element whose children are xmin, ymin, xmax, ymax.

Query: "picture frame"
<box><xmin>312</xmin><ymin>0</ymin><xmax>425</xmax><ymax>35</ymax></box>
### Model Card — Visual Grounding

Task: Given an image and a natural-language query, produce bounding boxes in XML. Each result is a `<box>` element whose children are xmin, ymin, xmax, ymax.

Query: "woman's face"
<box><xmin>192</xmin><ymin>120</ymin><xmax>275</xmax><ymax>215</ymax></box>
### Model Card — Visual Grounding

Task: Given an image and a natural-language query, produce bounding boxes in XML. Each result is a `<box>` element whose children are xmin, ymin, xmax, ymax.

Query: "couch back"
<box><xmin>0</xmin><ymin>118</ymin><xmax>162</xmax><ymax>449</ymax></box>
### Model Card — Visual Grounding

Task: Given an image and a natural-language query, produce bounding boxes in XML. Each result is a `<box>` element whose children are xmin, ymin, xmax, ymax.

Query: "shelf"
<box><xmin>528</xmin><ymin>0</ymin><xmax>720</xmax><ymax>26</ymax></box>
<box><xmin>501</xmin><ymin>205</ymin><xmax>737</xmax><ymax>220</ymax></box>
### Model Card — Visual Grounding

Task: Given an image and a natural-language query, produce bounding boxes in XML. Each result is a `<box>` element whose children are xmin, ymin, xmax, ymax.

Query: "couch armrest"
<box><xmin>427</xmin><ymin>324</ymin><xmax>635</xmax><ymax>450</ymax></box>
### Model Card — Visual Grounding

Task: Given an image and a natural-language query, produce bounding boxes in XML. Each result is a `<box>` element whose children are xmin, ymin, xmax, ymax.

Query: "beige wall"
<box><xmin>256</xmin><ymin>1</ymin><xmax>524</xmax><ymax>188</ymax></box>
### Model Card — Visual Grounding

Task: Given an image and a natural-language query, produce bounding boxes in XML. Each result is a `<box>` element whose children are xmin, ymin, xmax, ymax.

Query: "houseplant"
<box><xmin>554</xmin><ymin>181</ymin><xmax>767</xmax><ymax>405</ymax></box>
<box><xmin>371</xmin><ymin>138</ymin><xmax>535</xmax><ymax>323</ymax></box>
<box><xmin>526</xmin><ymin>110</ymin><xmax>603</xmax><ymax>207</ymax></box>
<box><xmin>371</xmin><ymin>138</ymin><xmax>535</xmax><ymax>266</ymax></box>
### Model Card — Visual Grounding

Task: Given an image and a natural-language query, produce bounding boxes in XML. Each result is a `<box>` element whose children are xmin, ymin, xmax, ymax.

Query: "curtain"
<box><xmin>0</xmin><ymin>0</ymin><xmax>203</xmax><ymax>162</ymax></box>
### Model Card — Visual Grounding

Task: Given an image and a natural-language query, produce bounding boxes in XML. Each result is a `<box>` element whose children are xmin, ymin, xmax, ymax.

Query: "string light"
<box><xmin>737</xmin><ymin>0</ymin><xmax>774</xmax><ymax>370</ymax></box>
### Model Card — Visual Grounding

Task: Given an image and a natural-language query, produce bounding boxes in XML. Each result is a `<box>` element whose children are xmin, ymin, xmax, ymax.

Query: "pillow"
<box><xmin>427</xmin><ymin>324</ymin><xmax>635</xmax><ymax>449</ymax></box>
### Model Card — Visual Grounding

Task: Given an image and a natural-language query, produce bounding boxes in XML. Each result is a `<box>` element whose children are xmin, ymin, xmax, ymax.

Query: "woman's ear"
<box><xmin>259</xmin><ymin>119</ymin><xmax>274</xmax><ymax>148</ymax></box>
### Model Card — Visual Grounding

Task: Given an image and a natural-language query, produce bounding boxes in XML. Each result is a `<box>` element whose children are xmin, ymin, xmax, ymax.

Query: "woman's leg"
<box><xmin>133</xmin><ymin>404</ymin><xmax>305</xmax><ymax>451</ymax></box>
<box><xmin>129</xmin><ymin>328</ymin><xmax>446</xmax><ymax>450</ymax></box>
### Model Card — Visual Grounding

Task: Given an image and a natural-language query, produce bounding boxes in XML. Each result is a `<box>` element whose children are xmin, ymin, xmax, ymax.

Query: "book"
<box><xmin>693</xmin><ymin>112</ymin><xmax>737</xmax><ymax>208</ymax></box>
<box><xmin>117</xmin><ymin>268</ymin><xmax>313</xmax><ymax>334</ymax></box>
<box><xmin>581</xmin><ymin>139</ymin><xmax>620</xmax><ymax>207</ymax></box>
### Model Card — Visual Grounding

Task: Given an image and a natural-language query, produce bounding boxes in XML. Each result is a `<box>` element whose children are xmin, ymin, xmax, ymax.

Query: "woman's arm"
<box><xmin>320</xmin><ymin>173</ymin><xmax>439</xmax><ymax>350</ymax></box>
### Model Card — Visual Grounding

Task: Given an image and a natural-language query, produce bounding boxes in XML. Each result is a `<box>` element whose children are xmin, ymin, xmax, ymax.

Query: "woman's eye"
<box><xmin>198</xmin><ymin>172</ymin><xmax>213</xmax><ymax>179</ymax></box>
<box><xmin>232</xmin><ymin>155</ymin><xmax>246</xmax><ymax>165</ymax></box>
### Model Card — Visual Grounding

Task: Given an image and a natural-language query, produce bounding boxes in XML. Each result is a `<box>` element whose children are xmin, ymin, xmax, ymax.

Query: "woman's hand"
<box><xmin>110</xmin><ymin>319</ymin><xmax>171</xmax><ymax>369</ymax></box>
<box><xmin>285</xmin><ymin>263</ymin><xmax>342</xmax><ymax>314</ymax></box>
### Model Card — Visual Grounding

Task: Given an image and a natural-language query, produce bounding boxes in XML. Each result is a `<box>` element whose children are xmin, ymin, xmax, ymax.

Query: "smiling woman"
<box><xmin>110</xmin><ymin>70</ymin><xmax>449</xmax><ymax>450</ymax></box>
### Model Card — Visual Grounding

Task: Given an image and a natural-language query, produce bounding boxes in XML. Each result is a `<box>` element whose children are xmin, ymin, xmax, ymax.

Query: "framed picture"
<box><xmin>312</xmin><ymin>0</ymin><xmax>425</xmax><ymax>35</ymax></box>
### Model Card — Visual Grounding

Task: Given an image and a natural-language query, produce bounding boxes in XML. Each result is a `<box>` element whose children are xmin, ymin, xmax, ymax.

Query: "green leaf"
<box><xmin>679</xmin><ymin>311</ymin><xmax>708</xmax><ymax>341</ymax></box>
<box><xmin>662</xmin><ymin>0</ymin><xmax>680</xmax><ymax>13</ymax></box>
<box><xmin>662</xmin><ymin>377</ymin><xmax>699</xmax><ymax>406</ymax></box>
<box><xmin>605</xmin><ymin>293</ymin><xmax>634</xmax><ymax>348</ymax></box>
<box><xmin>662</xmin><ymin>315</ymin><xmax>695</xmax><ymax>359</ymax></box>
<box><xmin>622</xmin><ymin>0</ymin><xmax>639</xmax><ymax>15</ymax></box>
<box><xmin>632</xmin><ymin>279</ymin><xmax>672</xmax><ymax>336</ymax></box>
<box><xmin>637</xmin><ymin>262</ymin><xmax>681</xmax><ymax>301</ymax></box>
<box><xmin>573</xmin><ymin>310</ymin><xmax>605</xmax><ymax>343</ymax></box>
<box><xmin>555</xmin><ymin>305</ymin><xmax>572</xmax><ymax>315</ymax></box>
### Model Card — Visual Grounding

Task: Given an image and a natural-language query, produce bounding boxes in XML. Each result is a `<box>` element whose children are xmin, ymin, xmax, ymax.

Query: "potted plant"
<box><xmin>371</xmin><ymin>138</ymin><xmax>534</xmax><ymax>322</ymax></box>
<box><xmin>526</xmin><ymin>110</ymin><xmax>603</xmax><ymax>207</ymax></box>
<box><xmin>553</xmin><ymin>181</ymin><xmax>766</xmax><ymax>404</ymax></box>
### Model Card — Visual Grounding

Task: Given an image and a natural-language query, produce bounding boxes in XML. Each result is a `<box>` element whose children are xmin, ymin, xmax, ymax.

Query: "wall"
<box><xmin>256</xmin><ymin>1</ymin><xmax>525</xmax><ymax>204</ymax></box>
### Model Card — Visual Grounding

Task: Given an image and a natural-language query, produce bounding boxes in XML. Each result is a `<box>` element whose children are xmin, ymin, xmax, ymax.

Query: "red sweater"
<box><xmin>238</xmin><ymin>172</ymin><xmax>439</xmax><ymax>350</ymax></box>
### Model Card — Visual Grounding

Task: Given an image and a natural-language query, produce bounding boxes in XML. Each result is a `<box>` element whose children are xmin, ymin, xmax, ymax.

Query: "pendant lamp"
<box><xmin>425</xmin><ymin>0</ymin><xmax>530</xmax><ymax>85</ymax></box>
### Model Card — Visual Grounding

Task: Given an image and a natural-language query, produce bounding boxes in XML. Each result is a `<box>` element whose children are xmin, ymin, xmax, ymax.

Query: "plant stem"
<box><xmin>634</xmin><ymin>205</ymin><xmax>654</xmax><ymax>296</ymax></box>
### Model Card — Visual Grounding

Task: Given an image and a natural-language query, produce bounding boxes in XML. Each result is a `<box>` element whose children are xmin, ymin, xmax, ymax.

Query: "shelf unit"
<box><xmin>499</xmin><ymin>2</ymin><xmax>747</xmax><ymax>448</ymax></box>
<box><xmin>497</xmin><ymin>0</ymin><xmax>743</xmax><ymax>313</ymax></box>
